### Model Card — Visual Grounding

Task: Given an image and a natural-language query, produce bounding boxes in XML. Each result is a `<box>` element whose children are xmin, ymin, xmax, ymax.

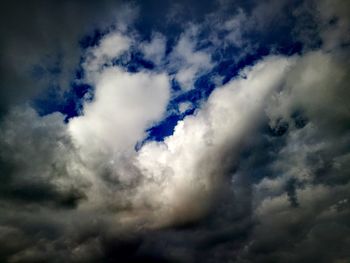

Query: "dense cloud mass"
<box><xmin>0</xmin><ymin>0</ymin><xmax>350</xmax><ymax>262</ymax></box>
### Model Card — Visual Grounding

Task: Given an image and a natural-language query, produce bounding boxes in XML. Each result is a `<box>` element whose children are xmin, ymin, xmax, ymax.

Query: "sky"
<box><xmin>0</xmin><ymin>0</ymin><xmax>350</xmax><ymax>262</ymax></box>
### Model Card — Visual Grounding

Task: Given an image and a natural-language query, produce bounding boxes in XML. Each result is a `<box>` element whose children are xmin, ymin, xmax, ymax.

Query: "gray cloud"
<box><xmin>0</xmin><ymin>0</ymin><xmax>350</xmax><ymax>262</ymax></box>
<box><xmin>0</xmin><ymin>0</ymin><xmax>134</xmax><ymax>115</ymax></box>
<box><xmin>0</xmin><ymin>106</ymin><xmax>88</xmax><ymax>207</ymax></box>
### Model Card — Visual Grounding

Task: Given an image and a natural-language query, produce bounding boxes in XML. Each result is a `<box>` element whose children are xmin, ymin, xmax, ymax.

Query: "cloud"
<box><xmin>178</xmin><ymin>101</ymin><xmax>193</xmax><ymax>114</ymax></box>
<box><xmin>168</xmin><ymin>25</ymin><xmax>213</xmax><ymax>90</ymax></box>
<box><xmin>68</xmin><ymin>69</ymin><xmax>171</xmax><ymax>215</ymax></box>
<box><xmin>83</xmin><ymin>32</ymin><xmax>132</xmax><ymax>79</ymax></box>
<box><xmin>0</xmin><ymin>0</ymin><xmax>139</xmax><ymax>116</ymax></box>
<box><xmin>1</xmin><ymin>48</ymin><xmax>349</xmax><ymax>262</ymax></box>
<box><xmin>0</xmin><ymin>50</ymin><xmax>295</xmax><ymax>259</ymax></box>
<box><xmin>140</xmin><ymin>33</ymin><xmax>167</xmax><ymax>66</ymax></box>
<box><xmin>135</xmin><ymin>56</ymin><xmax>294</xmax><ymax>227</ymax></box>
<box><xmin>234</xmin><ymin>48</ymin><xmax>350</xmax><ymax>263</ymax></box>
<box><xmin>0</xmin><ymin>106</ymin><xmax>87</xmax><ymax>208</ymax></box>
<box><xmin>1</xmin><ymin>1</ymin><xmax>350</xmax><ymax>262</ymax></box>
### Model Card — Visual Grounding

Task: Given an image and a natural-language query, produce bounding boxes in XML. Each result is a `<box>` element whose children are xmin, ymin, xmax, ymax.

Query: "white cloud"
<box><xmin>67</xmin><ymin>51</ymin><xmax>295</xmax><ymax>228</ymax></box>
<box><xmin>66</xmin><ymin>30</ymin><xmax>171</xmax><ymax>211</ymax></box>
<box><xmin>134</xmin><ymin>56</ymin><xmax>294</xmax><ymax>227</ymax></box>
<box><xmin>169</xmin><ymin>27</ymin><xmax>213</xmax><ymax>90</ymax></box>
<box><xmin>178</xmin><ymin>101</ymin><xmax>193</xmax><ymax>114</ymax></box>
<box><xmin>68</xmin><ymin>68</ymin><xmax>170</xmax><ymax>176</ymax></box>
<box><xmin>140</xmin><ymin>33</ymin><xmax>167</xmax><ymax>65</ymax></box>
<box><xmin>5</xmin><ymin>24</ymin><xmax>348</xmax><ymax>234</ymax></box>
<box><xmin>82</xmin><ymin>32</ymin><xmax>132</xmax><ymax>82</ymax></box>
<box><xmin>2</xmin><ymin>2</ymin><xmax>350</xmax><ymax>261</ymax></box>
<box><xmin>95</xmin><ymin>32</ymin><xmax>131</xmax><ymax>59</ymax></box>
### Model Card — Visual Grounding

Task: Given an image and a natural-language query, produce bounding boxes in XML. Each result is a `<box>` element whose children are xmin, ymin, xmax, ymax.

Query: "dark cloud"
<box><xmin>0</xmin><ymin>0</ymin><xmax>350</xmax><ymax>262</ymax></box>
<box><xmin>0</xmin><ymin>107</ymin><xmax>88</xmax><ymax>208</ymax></box>
<box><xmin>0</xmin><ymin>0</ymin><xmax>130</xmax><ymax>115</ymax></box>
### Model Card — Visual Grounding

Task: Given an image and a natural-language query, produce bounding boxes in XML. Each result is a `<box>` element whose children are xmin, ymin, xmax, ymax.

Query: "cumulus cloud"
<box><xmin>0</xmin><ymin>36</ymin><xmax>294</xmax><ymax>224</ymax></box>
<box><xmin>70</xmin><ymin>29</ymin><xmax>295</xmax><ymax>229</ymax></box>
<box><xmin>135</xmin><ymin>56</ymin><xmax>294</xmax><ymax>226</ymax></box>
<box><xmin>1</xmin><ymin>0</ymin><xmax>350</xmax><ymax>262</ymax></box>
<box><xmin>68</xmin><ymin>69</ymin><xmax>171</xmax><ymax>216</ymax></box>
